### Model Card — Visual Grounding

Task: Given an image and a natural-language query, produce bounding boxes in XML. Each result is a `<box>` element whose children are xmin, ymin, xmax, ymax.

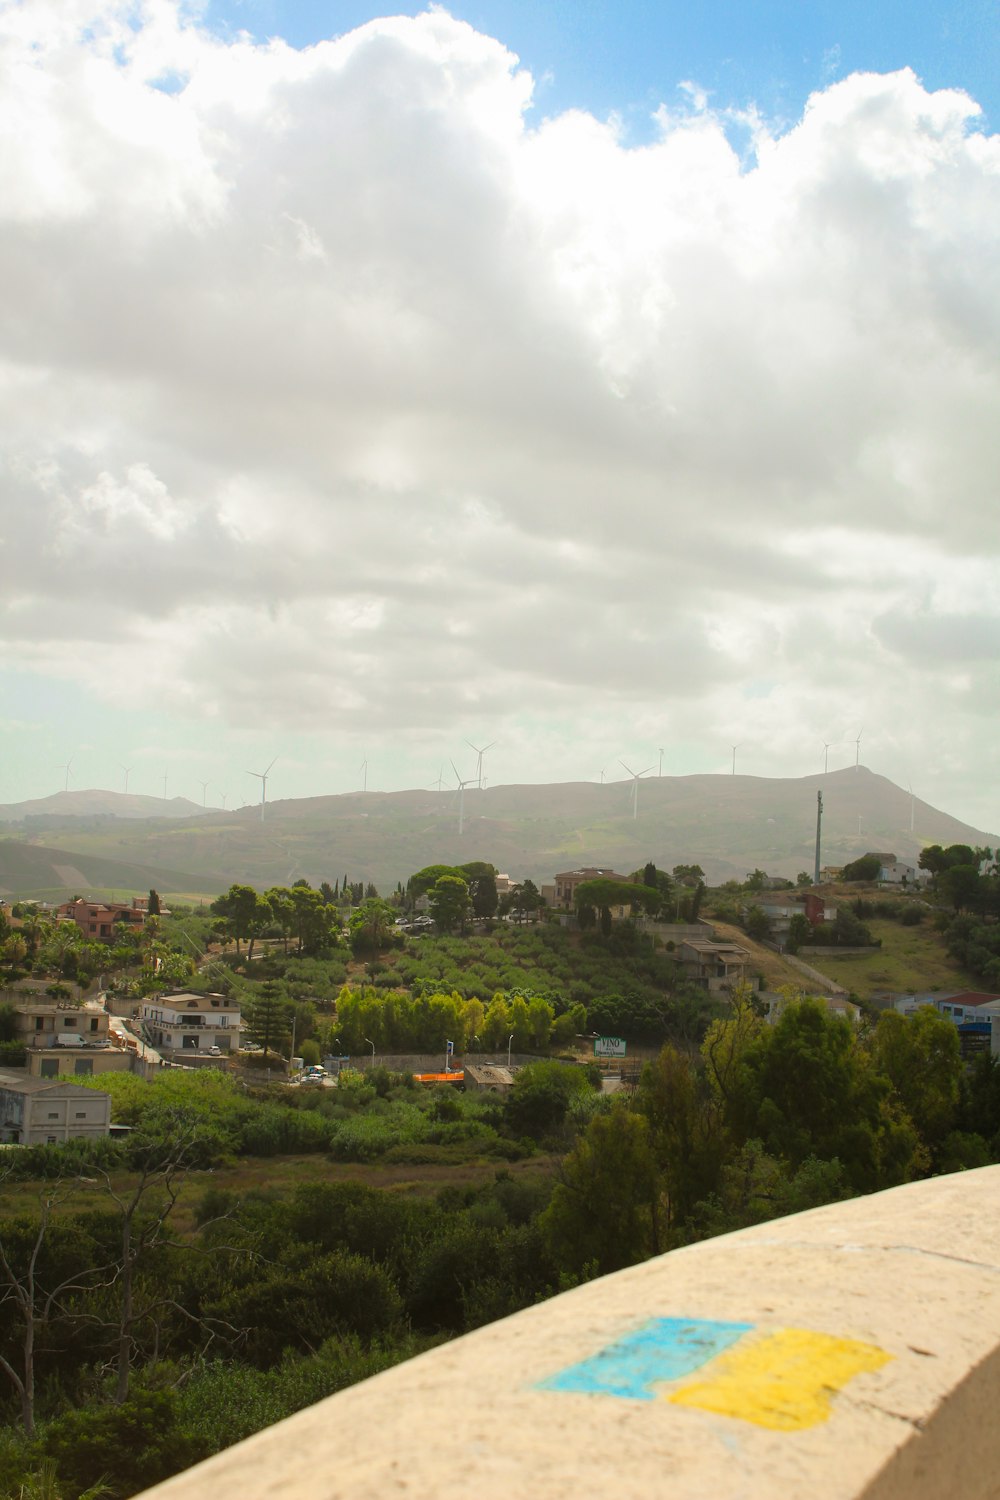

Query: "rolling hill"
<box><xmin>0</xmin><ymin>768</ymin><xmax>994</xmax><ymax>901</ymax></box>
<box><xmin>0</xmin><ymin>838</ymin><xmax>210</xmax><ymax>902</ymax></box>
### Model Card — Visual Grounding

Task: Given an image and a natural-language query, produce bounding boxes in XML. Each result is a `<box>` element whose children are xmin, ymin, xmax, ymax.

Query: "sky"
<box><xmin>1</xmin><ymin>0</ymin><xmax>998</xmax><ymax>832</ymax></box>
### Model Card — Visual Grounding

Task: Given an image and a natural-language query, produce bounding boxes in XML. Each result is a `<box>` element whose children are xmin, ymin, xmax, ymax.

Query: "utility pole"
<box><xmin>814</xmin><ymin>790</ymin><xmax>823</xmax><ymax>886</ymax></box>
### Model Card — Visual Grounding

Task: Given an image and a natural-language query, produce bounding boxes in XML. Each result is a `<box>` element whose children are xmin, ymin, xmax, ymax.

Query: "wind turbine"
<box><xmin>360</xmin><ymin>759</ymin><xmax>368</xmax><ymax>793</ymax></box>
<box><xmin>821</xmin><ymin>740</ymin><xmax>837</xmax><ymax>775</ymax></box>
<box><xmin>658</xmin><ymin>747</ymin><xmax>664</xmax><ymax>777</ymax></box>
<box><xmin>620</xmin><ymin>760</ymin><xmax>654</xmax><ymax>820</ymax></box>
<box><xmin>57</xmin><ymin>758</ymin><xmax>73</xmax><ymax>793</ymax></box>
<box><xmin>198</xmin><ymin>779</ymin><xmax>210</xmax><ymax>807</ymax></box>
<box><xmin>853</xmin><ymin>727</ymin><xmax>863</xmax><ymax>771</ymax></box>
<box><xmin>466</xmin><ymin>740</ymin><xmax>495</xmax><ymax>791</ymax></box>
<box><xmin>731</xmin><ymin>743</ymin><xmax>741</xmax><ymax>776</ymax></box>
<box><xmin>162</xmin><ymin>771</ymin><xmax>168</xmax><ymax>800</ymax></box>
<box><xmin>451</xmin><ymin>761</ymin><xmax>477</xmax><ymax>836</ymax></box>
<box><xmin>120</xmin><ymin>764</ymin><xmax>132</xmax><ymax>795</ymax></box>
<box><xmin>431</xmin><ymin>765</ymin><xmax>446</xmax><ymax>792</ymax></box>
<box><xmin>247</xmin><ymin>756</ymin><xmax>277</xmax><ymax>823</ymax></box>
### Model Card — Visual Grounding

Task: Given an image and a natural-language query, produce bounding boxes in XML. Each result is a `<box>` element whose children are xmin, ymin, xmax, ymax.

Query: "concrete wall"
<box><xmin>138</xmin><ymin>1166</ymin><xmax>1000</xmax><ymax>1500</ymax></box>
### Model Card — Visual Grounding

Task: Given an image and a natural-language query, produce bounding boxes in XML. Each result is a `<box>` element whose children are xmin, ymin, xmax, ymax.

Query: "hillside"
<box><xmin>0</xmin><ymin>767</ymin><xmax>994</xmax><ymax>899</ymax></box>
<box><xmin>0</xmin><ymin>789</ymin><xmax>207</xmax><ymax>821</ymax></box>
<box><xmin>0</xmin><ymin>838</ymin><xmax>209</xmax><ymax>902</ymax></box>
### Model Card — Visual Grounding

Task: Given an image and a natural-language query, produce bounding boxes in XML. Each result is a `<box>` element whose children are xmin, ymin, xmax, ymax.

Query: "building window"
<box><xmin>90</xmin><ymin>1019</ymin><xmax>99</xmax><ymax>1032</ymax></box>
<box><xmin>35</xmin><ymin>1018</ymin><xmax>44</xmax><ymax>1031</ymax></box>
<box><xmin>47</xmin><ymin>1136</ymin><xmax>57</xmax><ymax>1144</ymax></box>
<box><xmin>75</xmin><ymin>1111</ymin><xmax>87</xmax><ymax>1119</ymax></box>
<box><xmin>74</xmin><ymin>1060</ymin><xmax>93</xmax><ymax>1077</ymax></box>
<box><xmin>48</xmin><ymin>1112</ymin><xmax>59</xmax><ymax>1120</ymax></box>
<box><xmin>41</xmin><ymin>1059</ymin><xmax>58</xmax><ymax>1079</ymax></box>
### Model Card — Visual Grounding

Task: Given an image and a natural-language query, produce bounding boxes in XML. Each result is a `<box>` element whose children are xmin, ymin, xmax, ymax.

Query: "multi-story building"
<box><xmin>0</xmin><ymin>1070</ymin><xmax>111</xmax><ymax>1145</ymax></box>
<box><xmin>541</xmin><ymin>868</ymin><xmax>631</xmax><ymax>914</ymax></box>
<box><xmin>139</xmin><ymin>992</ymin><xmax>241</xmax><ymax>1060</ymax></box>
<box><xmin>11</xmin><ymin>997</ymin><xmax>149</xmax><ymax>1079</ymax></box>
<box><xmin>678</xmin><ymin>939</ymin><xmax>756</xmax><ymax>993</ymax></box>
<box><xmin>55</xmin><ymin>896</ymin><xmax>150</xmax><ymax>940</ymax></box>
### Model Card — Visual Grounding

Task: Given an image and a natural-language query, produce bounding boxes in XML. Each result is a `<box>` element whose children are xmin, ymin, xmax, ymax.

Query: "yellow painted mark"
<box><xmin>668</xmin><ymin>1327</ymin><xmax>892</xmax><ymax>1431</ymax></box>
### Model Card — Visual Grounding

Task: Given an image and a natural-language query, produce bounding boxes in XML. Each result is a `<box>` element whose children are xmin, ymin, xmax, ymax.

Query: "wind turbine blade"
<box><xmin>619</xmin><ymin>760</ymin><xmax>635</xmax><ymax>776</ymax></box>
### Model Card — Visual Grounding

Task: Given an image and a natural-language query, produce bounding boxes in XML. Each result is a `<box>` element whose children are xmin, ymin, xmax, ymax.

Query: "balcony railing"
<box><xmin>136</xmin><ymin>1165</ymin><xmax>1000</xmax><ymax>1500</ymax></box>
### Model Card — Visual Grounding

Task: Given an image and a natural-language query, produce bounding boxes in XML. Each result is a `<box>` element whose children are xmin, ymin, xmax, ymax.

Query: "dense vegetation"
<box><xmin>3</xmin><ymin>988</ymin><xmax>1000</xmax><ymax>1499</ymax></box>
<box><xmin>3</xmin><ymin>850</ymin><xmax>1000</xmax><ymax>1497</ymax></box>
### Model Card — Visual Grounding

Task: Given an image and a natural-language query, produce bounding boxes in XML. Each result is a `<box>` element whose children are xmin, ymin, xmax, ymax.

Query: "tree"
<box><xmin>508</xmin><ymin>880</ymin><xmax>544</xmax><ymax>924</ymax></box>
<box><xmin>939</xmin><ymin>863</ymin><xmax>981</xmax><ymax>913</ymax></box>
<box><xmin>349</xmin><ymin>899</ymin><xmax>396</xmax><ymax>956</ymax></box>
<box><xmin>785</xmin><ymin>913</ymin><xmax>813</xmax><ymax>953</ymax></box>
<box><xmin>289</xmin><ymin>885</ymin><xmax>336</xmax><ymax>954</ymax></box>
<box><xmin>743</xmin><ymin>905</ymin><xmax>771</xmax><ymax>942</ymax></box>
<box><xmin>81</xmin><ymin>1119</ymin><xmax>223</xmax><ymax>1405</ymax></box>
<box><xmin>407</xmin><ymin>865</ymin><xmax>465</xmax><ymax>905</ymax></box>
<box><xmin>638</xmin><ymin>1045</ymin><xmax>724</xmax><ymax>1238</ymax></box>
<box><xmin>874</xmin><ymin>1007</ymin><xmax>962</xmax><ymax>1159</ymax></box>
<box><xmin>721</xmin><ymin>998</ymin><xmax>915</xmax><ymax>1191</ymax></box>
<box><xmin>573</xmin><ymin>878</ymin><xmax>658</xmax><ymax>934</ymax></box>
<box><xmin>210</xmin><ymin>886</ymin><xmax>271</xmax><ymax>960</ymax></box>
<box><xmin>3</xmin><ymin>934</ymin><xmax>28</xmax><ymax>968</ymax></box>
<box><xmin>540</xmin><ymin>1107</ymin><xmax>662</xmax><ymax>1277</ymax></box>
<box><xmin>842</xmin><ymin>854</ymin><xmax>881</xmax><ymax>882</ymax></box>
<box><xmin>428</xmin><ymin>875</ymin><xmax>470</xmax><ymax>934</ymax></box>
<box><xmin>918</xmin><ymin>844</ymin><xmax>949</xmax><ymax>877</ymax></box>
<box><xmin>506</xmin><ymin>1061</ymin><xmax>591</xmax><ymax>1138</ymax></box>
<box><xmin>265</xmin><ymin>887</ymin><xmax>295</xmax><ymax>953</ymax></box>
<box><xmin>459</xmin><ymin>863</ymin><xmax>499</xmax><ymax>919</ymax></box>
<box><xmin>148</xmin><ymin>890</ymin><xmax>161</xmax><ymax>917</ymax></box>
<box><xmin>244</xmin><ymin>984</ymin><xmax>292</xmax><ymax>1061</ymax></box>
<box><xmin>0</xmin><ymin>1187</ymin><xmax>108</xmax><ymax>1434</ymax></box>
<box><xmin>632</xmin><ymin>864</ymin><xmax>674</xmax><ymax>917</ymax></box>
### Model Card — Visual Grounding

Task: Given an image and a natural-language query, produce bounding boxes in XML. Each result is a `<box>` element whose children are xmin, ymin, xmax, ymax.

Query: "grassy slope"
<box><xmin>800</xmin><ymin>916</ymin><xmax>983</xmax><ymax>999</ymax></box>
<box><xmin>705</xmin><ymin>918</ymin><xmax>822</xmax><ymax>992</ymax></box>
<box><xmin>0</xmin><ymin>837</ymin><xmax>209</xmax><ymax>901</ymax></box>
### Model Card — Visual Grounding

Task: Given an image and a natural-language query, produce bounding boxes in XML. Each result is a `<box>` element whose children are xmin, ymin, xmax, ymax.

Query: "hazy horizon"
<box><xmin>2</xmin><ymin>2</ymin><xmax>997</xmax><ymax>834</ymax></box>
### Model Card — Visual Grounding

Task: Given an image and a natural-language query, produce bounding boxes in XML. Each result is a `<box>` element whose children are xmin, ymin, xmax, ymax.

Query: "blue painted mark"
<box><xmin>537</xmin><ymin>1317</ymin><xmax>754</xmax><ymax>1400</ymax></box>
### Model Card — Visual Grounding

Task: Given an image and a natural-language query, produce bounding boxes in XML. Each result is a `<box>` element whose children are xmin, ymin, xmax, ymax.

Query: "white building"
<box><xmin>139</xmin><ymin>992</ymin><xmax>241</xmax><ymax>1060</ymax></box>
<box><xmin>0</xmin><ymin>1071</ymin><xmax>111</xmax><ymax>1145</ymax></box>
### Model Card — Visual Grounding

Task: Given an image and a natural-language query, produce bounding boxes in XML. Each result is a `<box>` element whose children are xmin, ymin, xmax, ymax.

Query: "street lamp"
<box><xmin>507</xmin><ymin>1032</ymin><xmax>514</xmax><ymax>1068</ymax></box>
<box><xmin>364</xmin><ymin>1036</ymin><xmax>375</xmax><ymax>1068</ymax></box>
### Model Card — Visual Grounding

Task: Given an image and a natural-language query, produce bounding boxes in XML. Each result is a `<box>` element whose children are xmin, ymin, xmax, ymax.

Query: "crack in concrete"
<box><xmin>879</xmin><ymin>1244</ymin><xmax>1000</xmax><ymax>1274</ymax></box>
<box><xmin>853</xmin><ymin>1398</ymin><xmax>925</xmax><ymax>1432</ymax></box>
<box><xmin>749</xmin><ymin>1238</ymin><xmax>1000</xmax><ymax>1274</ymax></box>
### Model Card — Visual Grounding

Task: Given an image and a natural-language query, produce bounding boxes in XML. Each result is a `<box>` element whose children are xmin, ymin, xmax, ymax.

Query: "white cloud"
<box><xmin>0</xmin><ymin>3</ymin><xmax>998</xmax><ymax>829</ymax></box>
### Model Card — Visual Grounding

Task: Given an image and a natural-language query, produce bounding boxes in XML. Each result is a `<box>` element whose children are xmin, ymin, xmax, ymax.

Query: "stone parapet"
<box><xmin>138</xmin><ymin>1166</ymin><xmax>1000</xmax><ymax>1500</ymax></box>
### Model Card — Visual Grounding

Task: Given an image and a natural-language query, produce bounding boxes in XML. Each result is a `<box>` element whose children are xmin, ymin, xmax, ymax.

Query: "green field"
<box><xmin>803</xmin><ymin>918</ymin><xmax>983</xmax><ymax>998</ymax></box>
